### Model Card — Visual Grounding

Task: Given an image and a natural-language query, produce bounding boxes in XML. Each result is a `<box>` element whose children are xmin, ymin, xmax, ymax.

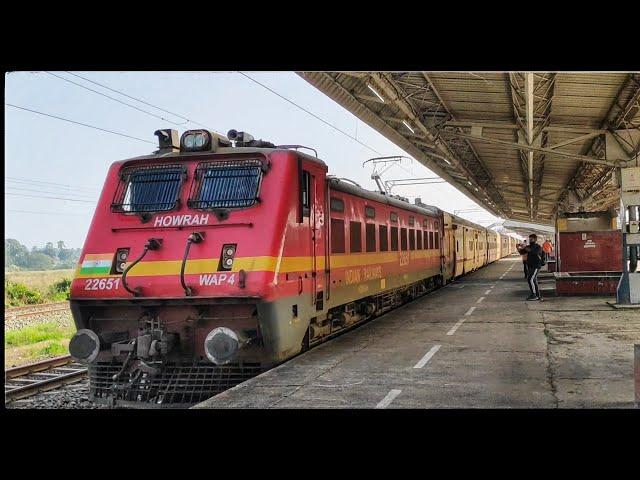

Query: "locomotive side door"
<box><xmin>299</xmin><ymin>158</ymin><xmax>326</xmax><ymax>311</ymax></box>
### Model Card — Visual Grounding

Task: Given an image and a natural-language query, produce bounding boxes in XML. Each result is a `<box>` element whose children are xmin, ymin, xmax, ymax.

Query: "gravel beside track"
<box><xmin>5</xmin><ymin>378</ymin><xmax>108</xmax><ymax>409</ymax></box>
<box><xmin>4</xmin><ymin>302</ymin><xmax>73</xmax><ymax>331</ymax></box>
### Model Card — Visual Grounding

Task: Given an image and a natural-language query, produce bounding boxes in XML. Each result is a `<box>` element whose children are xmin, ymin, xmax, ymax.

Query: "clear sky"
<box><xmin>4</xmin><ymin>71</ymin><xmax>498</xmax><ymax>249</ymax></box>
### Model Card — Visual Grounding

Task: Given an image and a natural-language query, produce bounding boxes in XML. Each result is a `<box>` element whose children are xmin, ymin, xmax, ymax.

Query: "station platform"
<box><xmin>194</xmin><ymin>257</ymin><xmax>640</xmax><ymax>409</ymax></box>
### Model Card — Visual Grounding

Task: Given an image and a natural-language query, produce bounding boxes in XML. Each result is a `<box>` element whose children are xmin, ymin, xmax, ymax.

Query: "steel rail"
<box><xmin>5</xmin><ymin>301</ymin><xmax>69</xmax><ymax>314</ymax></box>
<box><xmin>5</xmin><ymin>306</ymin><xmax>71</xmax><ymax>319</ymax></box>
<box><xmin>5</xmin><ymin>355</ymin><xmax>87</xmax><ymax>402</ymax></box>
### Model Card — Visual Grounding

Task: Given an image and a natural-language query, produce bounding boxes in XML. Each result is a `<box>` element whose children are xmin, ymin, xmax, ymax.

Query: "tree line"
<box><xmin>5</xmin><ymin>239</ymin><xmax>82</xmax><ymax>271</ymax></box>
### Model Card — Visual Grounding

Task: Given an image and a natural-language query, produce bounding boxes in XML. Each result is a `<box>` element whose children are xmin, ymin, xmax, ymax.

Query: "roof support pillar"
<box><xmin>525</xmin><ymin>73</ymin><xmax>534</xmax><ymax>220</ymax></box>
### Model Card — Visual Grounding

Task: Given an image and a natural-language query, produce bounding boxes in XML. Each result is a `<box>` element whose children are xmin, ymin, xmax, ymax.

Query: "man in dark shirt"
<box><xmin>517</xmin><ymin>234</ymin><xmax>544</xmax><ymax>301</ymax></box>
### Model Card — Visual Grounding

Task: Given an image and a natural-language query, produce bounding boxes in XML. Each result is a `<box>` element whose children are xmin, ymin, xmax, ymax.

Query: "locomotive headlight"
<box><xmin>69</xmin><ymin>329</ymin><xmax>101</xmax><ymax>363</ymax></box>
<box><xmin>113</xmin><ymin>248</ymin><xmax>130</xmax><ymax>274</ymax></box>
<box><xmin>220</xmin><ymin>243</ymin><xmax>237</xmax><ymax>271</ymax></box>
<box><xmin>180</xmin><ymin>130</ymin><xmax>212</xmax><ymax>152</ymax></box>
<box><xmin>204</xmin><ymin>327</ymin><xmax>239</xmax><ymax>365</ymax></box>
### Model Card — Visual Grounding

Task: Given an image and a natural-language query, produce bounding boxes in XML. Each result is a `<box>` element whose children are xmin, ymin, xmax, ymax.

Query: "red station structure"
<box><xmin>554</xmin><ymin>211</ymin><xmax>622</xmax><ymax>295</ymax></box>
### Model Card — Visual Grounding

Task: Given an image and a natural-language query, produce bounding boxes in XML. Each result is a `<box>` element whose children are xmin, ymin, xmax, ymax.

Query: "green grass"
<box><xmin>38</xmin><ymin>342</ymin><xmax>69</xmax><ymax>357</ymax></box>
<box><xmin>4</xmin><ymin>277</ymin><xmax>72</xmax><ymax>307</ymax></box>
<box><xmin>5</xmin><ymin>269</ymin><xmax>75</xmax><ymax>291</ymax></box>
<box><xmin>5</xmin><ymin>322</ymin><xmax>76</xmax><ymax>348</ymax></box>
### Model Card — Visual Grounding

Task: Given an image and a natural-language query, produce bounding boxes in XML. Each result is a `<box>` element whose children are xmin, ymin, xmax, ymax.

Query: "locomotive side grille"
<box><xmin>112</xmin><ymin>164</ymin><xmax>186</xmax><ymax>213</ymax></box>
<box><xmin>189</xmin><ymin>159</ymin><xmax>262</xmax><ymax>210</ymax></box>
<box><xmin>89</xmin><ymin>361</ymin><xmax>263</xmax><ymax>407</ymax></box>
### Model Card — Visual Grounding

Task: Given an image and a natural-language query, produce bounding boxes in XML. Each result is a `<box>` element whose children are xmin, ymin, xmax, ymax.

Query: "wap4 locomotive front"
<box><xmin>68</xmin><ymin>129</ymin><xmax>326</xmax><ymax>407</ymax></box>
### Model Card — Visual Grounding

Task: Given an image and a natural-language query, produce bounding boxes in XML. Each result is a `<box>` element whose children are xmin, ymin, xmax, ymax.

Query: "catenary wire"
<box><xmin>237</xmin><ymin>72</ymin><xmax>383</xmax><ymax>156</ymax></box>
<box><xmin>6</xmin><ymin>104</ymin><xmax>156</xmax><ymax>145</ymax></box>
<box><xmin>64</xmin><ymin>71</ymin><xmax>224</xmax><ymax>135</ymax></box>
<box><xmin>45</xmin><ymin>71</ymin><xmax>189</xmax><ymax>126</ymax></box>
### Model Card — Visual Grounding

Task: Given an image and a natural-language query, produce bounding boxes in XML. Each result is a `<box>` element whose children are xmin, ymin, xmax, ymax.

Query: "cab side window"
<box><xmin>300</xmin><ymin>170</ymin><xmax>311</xmax><ymax>219</ymax></box>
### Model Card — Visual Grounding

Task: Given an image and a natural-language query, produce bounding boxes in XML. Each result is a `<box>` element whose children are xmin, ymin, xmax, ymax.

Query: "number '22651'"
<box><xmin>84</xmin><ymin>278</ymin><xmax>120</xmax><ymax>290</ymax></box>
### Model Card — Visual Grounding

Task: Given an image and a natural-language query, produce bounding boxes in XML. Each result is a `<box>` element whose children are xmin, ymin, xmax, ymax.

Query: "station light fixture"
<box><xmin>367</xmin><ymin>84</ymin><xmax>385</xmax><ymax>103</ymax></box>
<box><xmin>402</xmin><ymin>120</ymin><xmax>415</xmax><ymax>134</ymax></box>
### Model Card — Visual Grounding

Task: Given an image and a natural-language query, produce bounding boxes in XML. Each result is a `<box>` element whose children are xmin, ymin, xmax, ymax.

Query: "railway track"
<box><xmin>4</xmin><ymin>301</ymin><xmax>70</xmax><ymax>319</ymax></box>
<box><xmin>5</xmin><ymin>355</ymin><xmax>87</xmax><ymax>403</ymax></box>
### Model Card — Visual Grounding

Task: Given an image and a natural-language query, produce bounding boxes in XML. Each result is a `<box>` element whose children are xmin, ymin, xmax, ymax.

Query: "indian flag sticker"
<box><xmin>80</xmin><ymin>253</ymin><xmax>113</xmax><ymax>275</ymax></box>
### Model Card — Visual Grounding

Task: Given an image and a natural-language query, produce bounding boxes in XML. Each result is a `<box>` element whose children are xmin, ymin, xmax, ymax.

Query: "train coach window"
<box><xmin>409</xmin><ymin>229</ymin><xmax>415</xmax><ymax>250</ymax></box>
<box><xmin>390</xmin><ymin>226</ymin><xmax>399</xmax><ymax>251</ymax></box>
<box><xmin>350</xmin><ymin>221</ymin><xmax>362</xmax><ymax>253</ymax></box>
<box><xmin>416</xmin><ymin>230</ymin><xmax>422</xmax><ymax>250</ymax></box>
<box><xmin>400</xmin><ymin>228</ymin><xmax>408</xmax><ymax>251</ymax></box>
<box><xmin>390</xmin><ymin>212</ymin><xmax>398</xmax><ymax>223</ymax></box>
<box><xmin>189</xmin><ymin>159</ymin><xmax>262</xmax><ymax>209</ymax></box>
<box><xmin>330</xmin><ymin>197</ymin><xmax>344</xmax><ymax>212</ymax></box>
<box><xmin>379</xmin><ymin>225</ymin><xmax>389</xmax><ymax>251</ymax></box>
<box><xmin>365</xmin><ymin>223</ymin><xmax>376</xmax><ymax>252</ymax></box>
<box><xmin>435</xmin><ymin>233</ymin><xmax>439</xmax><ymax>250</ymax></box>
<box><xmin>331</xmin><ymin>219</ymin><xmax>345</xmax><ymax>253</ymax></box>
<box><xmin>113</xmin><ymin>164</ymin><xmax>185</xmax><ymax>213</ymax></box>
<box><xmin>365</xmin><ymin>206</ymin><xmax>375</xmax><ymax>219</ymax></box>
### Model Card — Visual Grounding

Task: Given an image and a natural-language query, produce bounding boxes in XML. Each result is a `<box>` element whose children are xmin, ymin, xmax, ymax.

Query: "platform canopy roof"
<box><xmin>299</xmin><ymin>72</ymin><xmax>640</xmax><ymax>225</ymax></box>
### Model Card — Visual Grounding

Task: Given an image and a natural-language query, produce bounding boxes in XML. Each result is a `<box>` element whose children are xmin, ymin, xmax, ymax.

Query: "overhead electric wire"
<box><xmin>5</xmin><ymin>185</ymin><xmax>98</xmax><ymax>199</ymax></box>
<box><xmin>45</xmin><ymin>71</ymin><xmax>188</xmax><ymax>126</ymax></box>
<box><xmin>6</xmin><ymin>209</ymin><xmax>91</xmax><ymax>217</ymax></box>
<box><xmin>63</xmin><ymin>71</ymin><xmax>223</xmax><ymax>135</ymax></box>
<box><xmin>237</xmin><ymin>72</ymin><xmax>383</xmax><ymax>156</ymax></box>
<box><xmin>6</xmin><ymin>103</ymin><xmax>156</xmax><ymax>145</ymax></box>
<box><xmin>5</xmin><ymin>192</ymin><xmax>96</xmax><ymax>204</ymax></box>
<box><xmin>6</xmin><ymin>177</ymin><xmax>99</xmax><ymax>193</ymax></box>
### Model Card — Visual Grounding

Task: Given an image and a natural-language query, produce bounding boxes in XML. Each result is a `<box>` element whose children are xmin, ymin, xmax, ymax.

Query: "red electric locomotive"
<box><xmin>69</xmin><ymin>128</ymin><xmax>510</xmax><ymax>408</ymax></box>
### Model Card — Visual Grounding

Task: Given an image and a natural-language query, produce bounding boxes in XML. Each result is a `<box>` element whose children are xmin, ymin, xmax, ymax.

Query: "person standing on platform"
<box><xmin>518</xmin><ymin>234</ymin><xmax>544</xmax><ymax>301</ymax></box>
<box><xmin>519</xmin><ymin>240</ymin><xmax>529</xmax><ymax>279</ymax></box>
<box><xmin>542</xmin><ymin>238</ymin><xmax>553</xmax><ymax>263</ymax></box>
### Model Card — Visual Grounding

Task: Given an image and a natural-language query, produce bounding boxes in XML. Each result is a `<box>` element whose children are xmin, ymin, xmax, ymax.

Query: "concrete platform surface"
<box><xmin>194</xmin><ymin>257</ymin><xmax>640</xmax><ymax>409</ymax></box>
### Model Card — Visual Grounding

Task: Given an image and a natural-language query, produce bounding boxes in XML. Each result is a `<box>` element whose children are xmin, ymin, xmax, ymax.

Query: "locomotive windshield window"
<box><xmin>350</xmin><ymin>221</ymin><xmax>362</xmax><ymax>253</ymax></box>
<box><xmin>113</xmin><ymin>164</ymin><xmax>185</xmax><ymax>213</ymax></box>
<box><xmin>190</xmin><ymin>159</ymin><xmax>262</xmax><ymax>210</ymax></box>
